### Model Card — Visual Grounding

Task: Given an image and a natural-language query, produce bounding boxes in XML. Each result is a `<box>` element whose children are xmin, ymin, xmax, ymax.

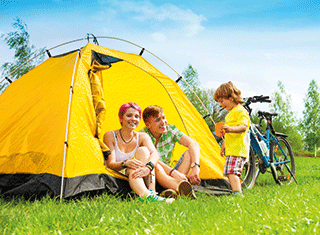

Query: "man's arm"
<box><xmin>179</xmin><ymin>135</ymin><xmax>201</xmax><ymax>185</ymax></box>
<box><xmin>158</xmin><ymin>161</ymin><xmax>172</xmax><ymax>174</ymax></box>
<box><xmin>158</xmin><ymin>161</ymin><xmax>188</xmax><ymax>182</ymax></box>
<box><xmin>179</xmin><ymin>135</ymin><xmax>200</xmax><ymax>166</ymax></box>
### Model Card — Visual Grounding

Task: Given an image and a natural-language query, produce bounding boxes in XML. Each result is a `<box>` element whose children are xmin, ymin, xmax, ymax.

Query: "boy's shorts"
<box><xmin>223</xmin><ymin>155</ymin><xmax>245</xmax><ymax>177</ymax></box>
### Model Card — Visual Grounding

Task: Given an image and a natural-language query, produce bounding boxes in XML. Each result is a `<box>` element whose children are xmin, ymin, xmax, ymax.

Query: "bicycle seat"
<box><xmin>275</xmin><ymin>132</ymin><xmax>288</xmax><ymax>138</ymax></box>
<box><xmin>258</xmin><ymin>111</ymin><xmax>278</xmax><ymax>118</ymax></box>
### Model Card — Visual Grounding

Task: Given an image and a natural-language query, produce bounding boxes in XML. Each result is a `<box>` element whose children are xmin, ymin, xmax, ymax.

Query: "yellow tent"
<box><xmin>0</xmin><ymin>41</ymin><xmax>230</xmax><ymax>198</ymax></box>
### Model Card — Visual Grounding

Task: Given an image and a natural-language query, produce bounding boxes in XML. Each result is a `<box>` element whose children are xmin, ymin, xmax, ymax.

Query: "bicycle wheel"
<box><xmin>269</xmin><ymin>136</ymin><xmax>295</xmax><ymax>185</ymax></box>
<box><xmin>240</xmin><ymin>146</ymin><xmax>256</xmax><ymax>189</ymax></box>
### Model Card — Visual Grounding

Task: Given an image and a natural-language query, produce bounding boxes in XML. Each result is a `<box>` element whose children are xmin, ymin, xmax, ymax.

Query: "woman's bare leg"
<box><xmin>127</xmin><ymin>147</ymin><xmax>154</xmax><ymax>197</ymax></box>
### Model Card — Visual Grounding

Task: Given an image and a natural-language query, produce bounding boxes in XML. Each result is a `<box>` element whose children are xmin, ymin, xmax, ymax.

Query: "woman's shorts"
<box><xmin>223</xmin><ymin>155</ymin><xmax>245</xmax><ymax>177</ymax></box>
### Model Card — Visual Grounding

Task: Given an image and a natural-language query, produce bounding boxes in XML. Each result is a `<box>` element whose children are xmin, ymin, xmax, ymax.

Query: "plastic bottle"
<box><xmin>259</xmin><ymin>140</ymin><xmax>268</xmax><ymax>156</ymax></box>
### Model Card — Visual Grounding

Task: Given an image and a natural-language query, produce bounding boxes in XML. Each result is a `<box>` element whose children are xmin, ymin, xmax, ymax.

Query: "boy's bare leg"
<box><xmin>228</xmin><ymin>174</ymin><xmax>242</xmax><ymax>193</ymax></box>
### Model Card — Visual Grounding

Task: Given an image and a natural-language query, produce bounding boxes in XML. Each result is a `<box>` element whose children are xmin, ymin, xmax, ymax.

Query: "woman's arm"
<box><xmin>103</xmin><ymin>131</ymin><xmax>125</xmax><ymax>171</ymax></box>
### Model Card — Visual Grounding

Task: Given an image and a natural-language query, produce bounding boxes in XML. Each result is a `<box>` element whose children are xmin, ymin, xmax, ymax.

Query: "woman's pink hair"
<box><xmin>118</xmin><ymin>102</ymin><xmax>142</xmax><ymax>119</ymax></box>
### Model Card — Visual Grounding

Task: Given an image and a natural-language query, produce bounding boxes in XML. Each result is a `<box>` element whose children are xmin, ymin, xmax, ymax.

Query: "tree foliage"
<box><xmin>269</xmin><ymin>81</ymin><xmax>303</xmax><ymax>150</ymax></box>
<box><xmin>180</xmin><ymin>64</ymin><xmax>201</xmax><ymax>101</ymax></box>
<box><xmin>300</xmin><ymin>80</ymin><xmax>320</xmax><ymax>151</ymax></box>
<box><xmin>1</xmin><ymin>18</ymin><xmax>45</xmax><ymax>92</ymax></box>
<box><xmin>180</xmin><ymin>64</ymin><xmax>226</xmax><ymax>129</ymax></box>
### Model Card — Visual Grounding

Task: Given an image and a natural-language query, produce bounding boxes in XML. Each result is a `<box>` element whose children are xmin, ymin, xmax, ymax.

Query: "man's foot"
<box><xmin>160</xmin><ymin>189</ymin><xmax>178</xmax><ymax>199</ymax></box>
<box><xmin>177</xmin><ymin>180</ymin><xmax>196</xmax><ymax>199</ymax></box>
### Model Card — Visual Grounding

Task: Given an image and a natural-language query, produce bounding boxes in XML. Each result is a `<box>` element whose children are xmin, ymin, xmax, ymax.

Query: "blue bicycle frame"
<box><xmin>250</xmin><ymin>125</ymin><xmax>290</xmax><ymax>167</ymax></box>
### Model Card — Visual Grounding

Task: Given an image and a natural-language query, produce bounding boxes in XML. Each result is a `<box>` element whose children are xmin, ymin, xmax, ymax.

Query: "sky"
<box><xmin>1</xmin><ymin>0</ymin><xmax>319</xmax><ymax>119</ymax></box>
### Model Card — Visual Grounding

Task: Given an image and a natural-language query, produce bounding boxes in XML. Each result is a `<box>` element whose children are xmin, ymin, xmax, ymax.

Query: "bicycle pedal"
<box><xmin>278</xmin><ymin>175</ymin><xmax>287</xmax><ymax>181</ymax></box>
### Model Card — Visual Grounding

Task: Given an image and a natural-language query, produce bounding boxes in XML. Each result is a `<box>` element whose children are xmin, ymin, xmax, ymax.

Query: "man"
<box><xmin>140</xmin><ymin>105</ymin><xmax>201</xmax><ymax>199</ymax></box>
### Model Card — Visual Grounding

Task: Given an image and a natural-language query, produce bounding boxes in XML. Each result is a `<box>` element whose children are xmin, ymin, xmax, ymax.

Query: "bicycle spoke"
<box><xmin>270</xmin><ymin>136</ymin><xmax>296</xmax><ymax>185</ymax></box>
<box><xmin>240</xmin><ymin>147</ymin><xmax>256</xmax><ymax>189</ymax></box>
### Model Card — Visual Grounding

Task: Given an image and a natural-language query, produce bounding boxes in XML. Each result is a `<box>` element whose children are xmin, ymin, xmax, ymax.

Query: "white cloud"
<box><xmin>151</xmin><ymin>32</ymin><xmax>166</xmax><ymax>42</ymax></box>
<box><xmin>102</xmin><ymin>0</ymin><xmax>206</xmax><ymax>37</ymax></box>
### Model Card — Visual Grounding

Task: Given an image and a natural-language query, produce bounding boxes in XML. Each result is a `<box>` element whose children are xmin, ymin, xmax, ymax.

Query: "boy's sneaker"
<box><xmin>140</xmin><ymin>191</ymin><xmax>175</xmax><ymax>203</ymax></box>
<box><xmin>177</xmin><ymin>180</ymin><xmax>196</xmax><ymax>199</ymax></box>
<box><xmin>160</xmin><ymin>189</ymin><xmax>178</xmax><ymax>199</ymax></box>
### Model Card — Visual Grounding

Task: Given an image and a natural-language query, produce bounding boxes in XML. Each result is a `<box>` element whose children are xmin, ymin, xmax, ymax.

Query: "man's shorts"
<box><xmin>173</xmin><ymin>152</ymin><xmax>185</xmax><ymax>170</ymax></box>
<box><xmin>223</xmin><ymin>155</ymin><xmax>245</xmax><ymax>177</ymax></box>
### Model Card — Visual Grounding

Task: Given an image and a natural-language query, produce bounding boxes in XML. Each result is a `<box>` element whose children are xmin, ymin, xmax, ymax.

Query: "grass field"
<box><xmin>1</xmin><ymin>157</ymin><xmax>319</xmax><ymax>234</ymax></box>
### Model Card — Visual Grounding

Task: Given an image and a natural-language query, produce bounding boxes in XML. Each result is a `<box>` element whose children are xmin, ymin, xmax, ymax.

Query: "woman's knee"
<box><xmin>134</xmin><ymin>146</ymin><xmax>150</xmax><ymax>162</ymax></box>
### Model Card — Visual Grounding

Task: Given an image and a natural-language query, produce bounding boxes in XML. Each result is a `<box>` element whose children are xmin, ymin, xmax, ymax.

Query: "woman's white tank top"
<box><xmin>113</xmin><ymin>131</ymin><xmax>139</xmax><ymax>162</ymax></box>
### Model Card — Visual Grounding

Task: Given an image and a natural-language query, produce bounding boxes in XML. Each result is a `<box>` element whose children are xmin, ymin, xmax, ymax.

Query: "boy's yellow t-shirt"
<box><xmin>225</xmin><ymin>105</ymin><xmax>250</xmax><ymax>158</ymax></box>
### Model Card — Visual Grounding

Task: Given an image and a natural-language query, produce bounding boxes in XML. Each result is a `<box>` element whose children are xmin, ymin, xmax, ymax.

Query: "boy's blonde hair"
<box><xmin>142</xmin><ymin>105</ymin><xmax>163</xmax><ymax>123</ymax></box>
<box><xmin>213</xmin><ymin>81</ymin><xmax>245</xmax><ymax>104</ymax></box>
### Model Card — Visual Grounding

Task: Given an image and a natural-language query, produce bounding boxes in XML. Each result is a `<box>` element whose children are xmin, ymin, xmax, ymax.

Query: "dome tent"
<box><xmin>0</xmin><ymin>38</ymin><xmax>231</xmax><ymax>199</ymax></box>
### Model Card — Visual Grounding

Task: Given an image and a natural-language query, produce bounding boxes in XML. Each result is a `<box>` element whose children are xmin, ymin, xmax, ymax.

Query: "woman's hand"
<box><xmin>125</xmin><ymin>159</ymin><xmax>145</xmax><ymax>170</ymax></box>
<box><xmin>131</xmin><ymin>166</ymin><xmax>151</xmax><ymax>179</ymax></box>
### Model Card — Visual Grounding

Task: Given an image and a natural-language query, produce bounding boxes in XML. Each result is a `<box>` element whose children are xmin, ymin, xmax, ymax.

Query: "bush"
<box><xmin>294</xmin><ymin>150</ymin><xmax>319</xmax><ymax>158</ymax></box>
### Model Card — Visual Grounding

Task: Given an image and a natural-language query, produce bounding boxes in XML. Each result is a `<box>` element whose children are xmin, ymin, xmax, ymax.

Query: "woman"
<box><xmin>103</xmin><ymin>102</ymin><xmax>174</xmax><ymax>203</ymax></box>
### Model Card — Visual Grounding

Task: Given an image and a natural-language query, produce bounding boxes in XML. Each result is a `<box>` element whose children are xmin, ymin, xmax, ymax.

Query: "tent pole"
<box><xmin>60</xmin><ymin>51</ymin><xmax>80</xmax><ymax>202</ymax></box>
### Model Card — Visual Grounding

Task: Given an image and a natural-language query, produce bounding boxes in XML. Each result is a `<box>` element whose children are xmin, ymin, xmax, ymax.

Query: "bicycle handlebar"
<box><xmin>244</xmin><ymin>95</ymin><xmax>271</xmax><ymax>105</ymax></box>
<box><xmin>243</xmin><ymin>95</ymin><xmax>271</xmax><ymax>115</ymax></box>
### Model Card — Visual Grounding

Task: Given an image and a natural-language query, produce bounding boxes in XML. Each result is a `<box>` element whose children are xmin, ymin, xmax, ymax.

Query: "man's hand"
<box><xmin>188</xmin><ymin>166</ymin><xmax>201</xmax><ymax>185</ymax></box>
<box><xmin>171</xmin><ymin>169</ymin><xmax>188</xmax><ymax>182</ymax></box>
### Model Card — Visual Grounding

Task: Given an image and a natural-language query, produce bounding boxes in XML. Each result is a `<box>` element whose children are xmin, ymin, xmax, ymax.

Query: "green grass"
<box><xmin>1</xmin><ymin>157</ymin><xmax>320</xmax><ymax>234</ymax></box>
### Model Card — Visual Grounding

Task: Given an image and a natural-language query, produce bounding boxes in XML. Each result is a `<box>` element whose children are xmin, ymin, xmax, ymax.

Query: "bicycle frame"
<box><xmin>242</xmin><ymin>95</ymin><xmax>296</xmax><ymax>186</ymax></box>
<box><xmin>250</xmin><ymin>122</ymin><xmax>291</xmax><ymax>168</ymax></box>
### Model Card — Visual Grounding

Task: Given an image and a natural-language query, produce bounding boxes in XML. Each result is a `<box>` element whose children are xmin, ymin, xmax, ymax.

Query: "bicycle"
<box><xmin>243</xmin><ymin>95</ymin><xmax>297</xmax><ymax>186</ymax></box>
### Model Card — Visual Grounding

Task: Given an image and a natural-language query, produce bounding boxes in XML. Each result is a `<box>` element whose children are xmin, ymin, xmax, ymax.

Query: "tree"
<box><xmin>1</xmin><ymin>18</ymin><xmax>45</xmax><ymax>92</ymax></box>
<box><xmin>300</xmin><ymin>80</ymin><xmax>320</xmax><ymax>151</ymax></box>
<box><xmin>270</xmin><ymin>81</ymin><xmax>303</xmax><ymax>150</ymax></box>
<box><xmin>180</xmin><ymin>64</ymin><xmax>205</xmax><ymax>115</ymax></box>
<box><xmin>180</xmin><ymin>64</ymin><xmax>226</xmax><ymax>128</ymax></box>
<box><xmin>180</xmin><ymin>64</ymin><xmax>201</xmax><ymax>102</ymax></box>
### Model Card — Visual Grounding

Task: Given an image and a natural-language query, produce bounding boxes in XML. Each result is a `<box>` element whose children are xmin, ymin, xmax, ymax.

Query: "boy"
<box><xmin>214</xmin><ymin>81</ymin><xmax>250</xmax><ymax>196</ymax></box>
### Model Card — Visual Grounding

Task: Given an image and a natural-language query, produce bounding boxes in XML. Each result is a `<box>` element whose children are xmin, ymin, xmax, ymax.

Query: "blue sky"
<box><xmin>1</xmin><ymin>0</ymin><xmax>320</xmax><ymax>118</ymax></box>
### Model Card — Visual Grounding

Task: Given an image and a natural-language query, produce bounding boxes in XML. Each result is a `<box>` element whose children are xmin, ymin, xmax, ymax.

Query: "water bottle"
<box><xmin>259</xmin><ymin>140</ymin><xmax>268</xmax><ymax>156</ymax></box>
